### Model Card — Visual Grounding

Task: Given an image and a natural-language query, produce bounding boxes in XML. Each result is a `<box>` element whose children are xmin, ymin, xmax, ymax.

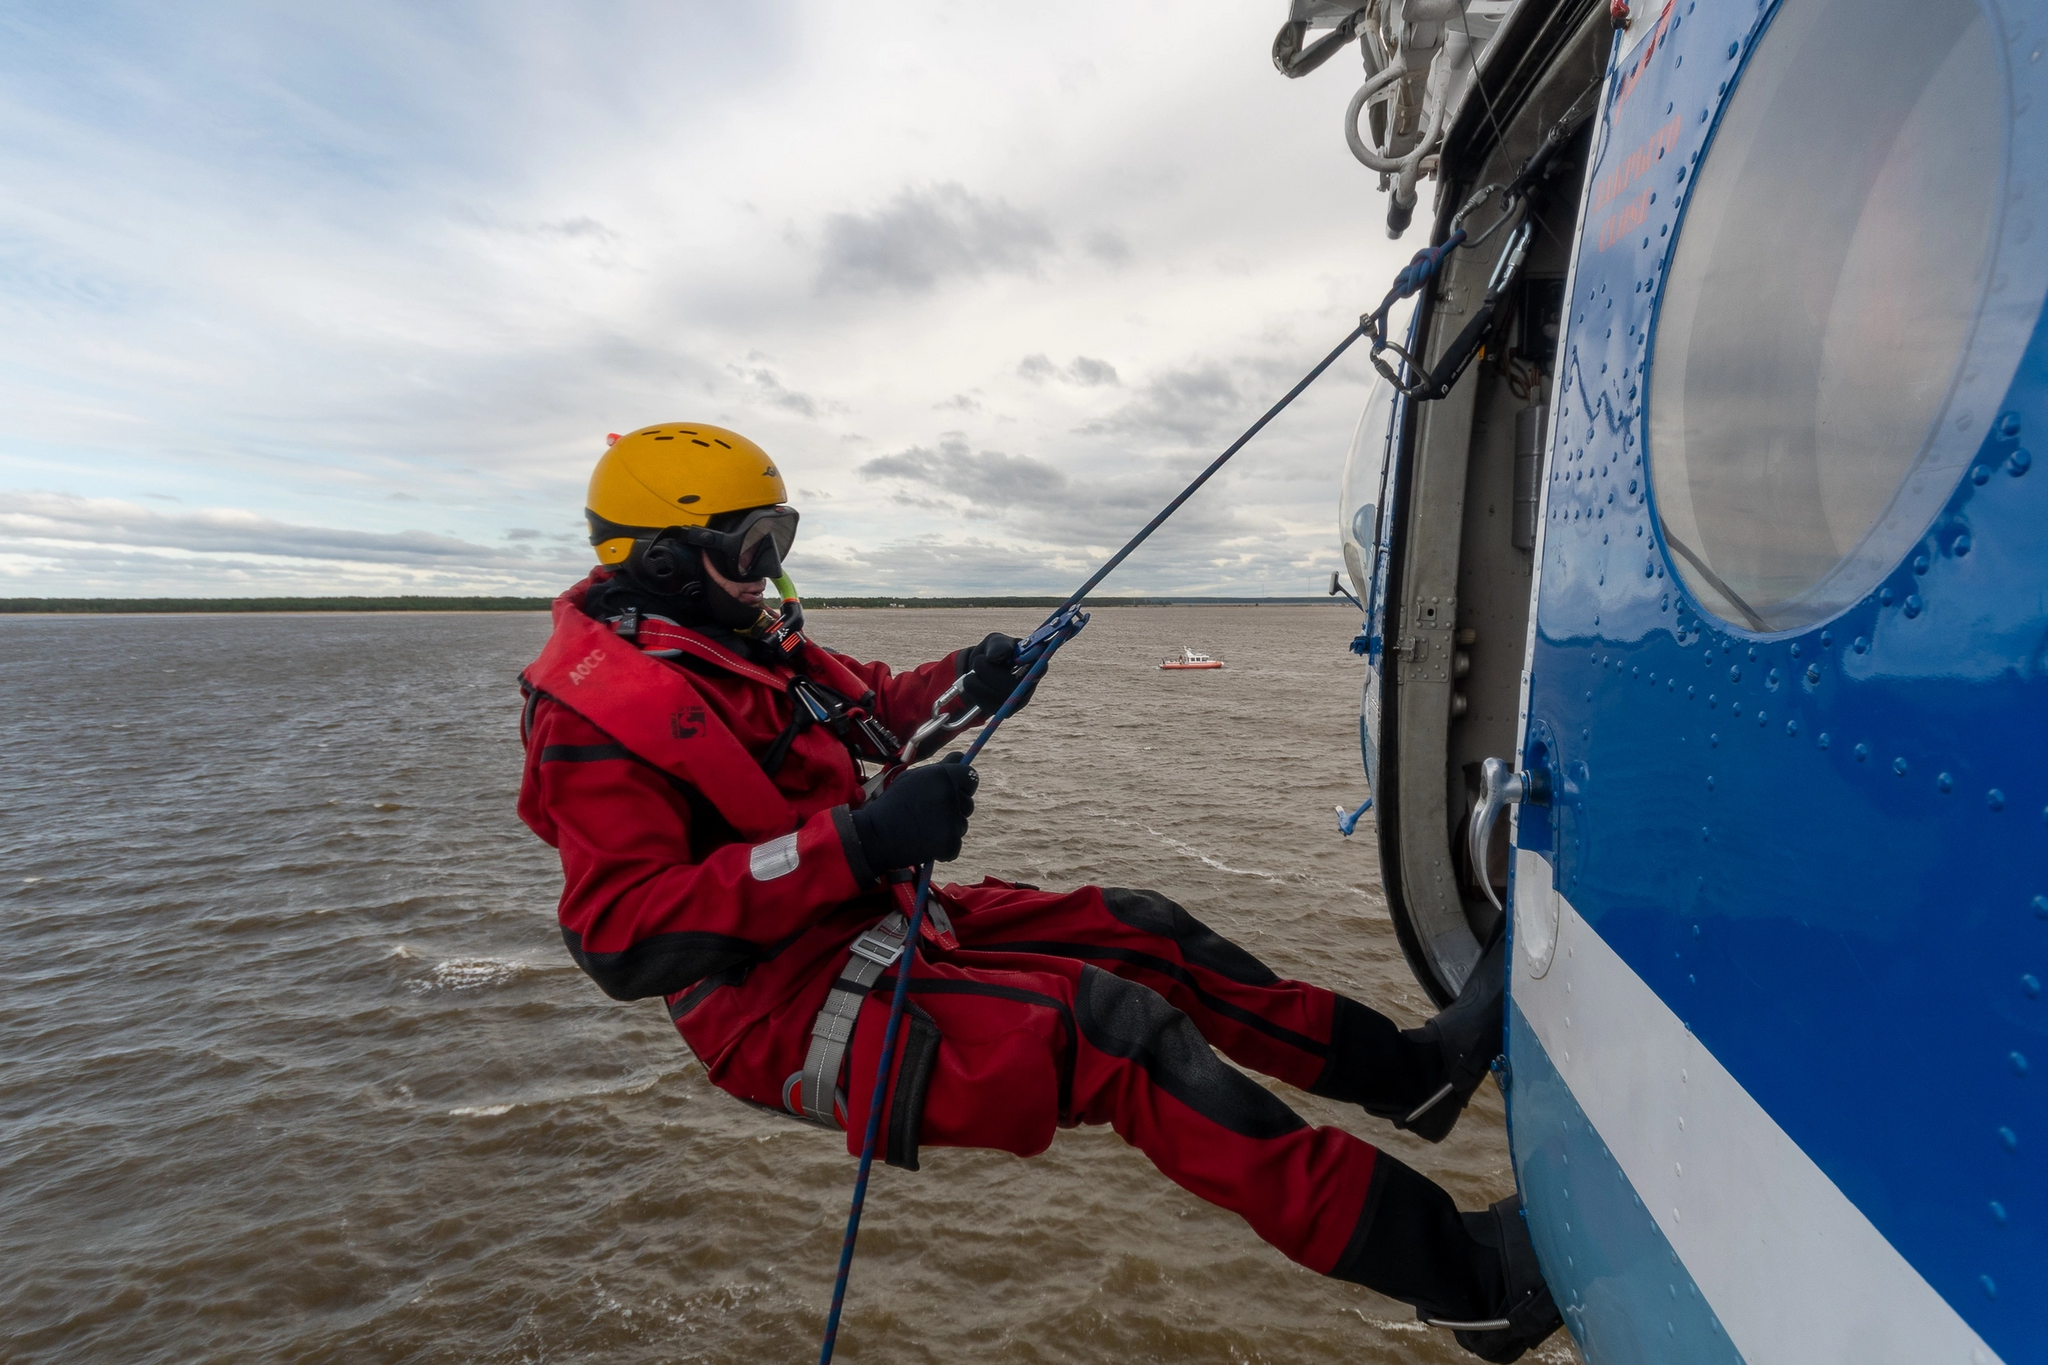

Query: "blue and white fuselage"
<box><xmin>1318</xmin><ymin>0</ymin><xmax>2048</xmax><ymax>1358</ymax></box>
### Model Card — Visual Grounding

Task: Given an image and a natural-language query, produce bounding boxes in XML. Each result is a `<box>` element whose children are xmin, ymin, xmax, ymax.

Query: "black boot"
<box><xmin>1328</xmin><ymin>1160</ymin><xmax>1561</xmax><ymax>1361</ymax></box>
<box><xmin>1395</xmin><ymin>928</ymin><xmax>1506</xmax><ymax>1142</ymax></box>
<box><xmin>1434</xmin><ymin>1196</ymin><xmax>1564</xmax><ymax>1363</ymax></box>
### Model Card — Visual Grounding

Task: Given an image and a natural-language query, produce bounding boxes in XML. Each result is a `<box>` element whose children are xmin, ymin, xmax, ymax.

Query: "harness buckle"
<box><xmin>846</xmin><ymin>913</ymin><xmax>910</xmax><ymax>968</ymax></box>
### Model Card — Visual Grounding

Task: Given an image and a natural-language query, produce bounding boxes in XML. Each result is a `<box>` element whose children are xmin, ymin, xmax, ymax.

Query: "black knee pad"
<box><xmin>1073</xmin><ymin>965</ymin><xmax>1305</xmax><ymax>1140</ymax></box>
<box><xmin>1100</xmin><ymin>888</ymin><xmax>1281</xmax><ymax>986</ymax></box>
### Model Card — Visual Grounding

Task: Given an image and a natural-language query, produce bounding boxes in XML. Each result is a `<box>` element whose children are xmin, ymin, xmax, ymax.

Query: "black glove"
<box><xmin>849</xmin><ymin>755</ymin><xmax>978</xmax><ymax>872</ymax></box>
<box><xmin>959</xmin><ymin>632</ymin><xmax>1037</xmax><ymax>715</ymax></box>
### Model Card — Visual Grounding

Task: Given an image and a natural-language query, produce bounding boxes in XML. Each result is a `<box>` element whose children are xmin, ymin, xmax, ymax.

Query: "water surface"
<box><xmin>0</xmin><ymin>606</ymin><xmax>1571</xmax><ymax>1363</ymax></box>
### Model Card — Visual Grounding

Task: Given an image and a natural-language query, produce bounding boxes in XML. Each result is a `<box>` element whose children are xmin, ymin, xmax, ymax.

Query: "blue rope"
<box><xmin>816</xmin><ymin>634</ymin><xmax>1077</xmax><ymax>1365</ymax></box>
<box><xmin>1363</xmin><ymin>228</ymin><xmax>1465</xmax><ymax>344</ymax></box>
<box><xmin>817</xmin><ymin>307</ymin><xmax>1395</xmax><ymax>1359</ymax></box>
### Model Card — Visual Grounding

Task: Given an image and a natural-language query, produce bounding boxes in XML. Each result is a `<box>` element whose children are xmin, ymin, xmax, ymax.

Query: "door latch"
<box><xmin>1467</xmin><ymin>755</ymin><xmax>1550</xmax><ymax>911</ymax></box>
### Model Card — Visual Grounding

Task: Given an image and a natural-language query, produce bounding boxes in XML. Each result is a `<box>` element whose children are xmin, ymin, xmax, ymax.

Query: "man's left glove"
<box><xmin>959</xmin><ymin>632</ymin><xmax>1038</xmax><ymax>714</ymax></box>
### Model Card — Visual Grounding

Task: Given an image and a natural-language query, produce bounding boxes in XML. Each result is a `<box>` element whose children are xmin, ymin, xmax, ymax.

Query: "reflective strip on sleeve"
<box><xmin>749</xmin><ymin>832</ymin><xmax>801</xmax><ymax>881</ymax></box>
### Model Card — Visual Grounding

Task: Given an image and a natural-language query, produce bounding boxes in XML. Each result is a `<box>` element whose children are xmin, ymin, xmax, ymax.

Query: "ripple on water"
<box><xmin>0</xmin><ymin>608</ymin><xmax>1528</xmax><ymax>1365</ymax></box>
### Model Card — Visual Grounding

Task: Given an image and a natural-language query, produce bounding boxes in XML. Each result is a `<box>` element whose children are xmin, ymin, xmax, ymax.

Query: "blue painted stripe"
<box><xmin>1507</xmin><ymin>998</ymin><xmax>1745</xmax><ymax>1365</ymax></box>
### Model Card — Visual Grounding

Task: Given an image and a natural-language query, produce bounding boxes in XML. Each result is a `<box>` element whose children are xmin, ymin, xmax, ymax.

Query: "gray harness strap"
<box><xmin>784</xmin><ymin>911</ymin><xmax>909</xmax><ymax>1127</ymax></box>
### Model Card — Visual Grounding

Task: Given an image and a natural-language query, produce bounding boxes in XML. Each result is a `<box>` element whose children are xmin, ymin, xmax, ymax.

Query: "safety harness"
<box><xmin>523</xmin><ymin>580</ymin><xmax>964</xmax><ymax>1133</ymax></box>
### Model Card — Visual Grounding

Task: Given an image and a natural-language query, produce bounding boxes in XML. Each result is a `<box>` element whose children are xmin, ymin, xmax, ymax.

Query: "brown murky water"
<box><xmin>0</xmin><ymin>606</ymin><xmax>1576</xmax><ymax>1364</ymax></box>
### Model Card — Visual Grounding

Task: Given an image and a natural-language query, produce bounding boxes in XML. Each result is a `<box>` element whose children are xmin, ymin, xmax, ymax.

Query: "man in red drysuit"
<box><xmin>517</xmin><ymin>424</ymin><xmax>1560</xmax><ymax>1361</ymax></box>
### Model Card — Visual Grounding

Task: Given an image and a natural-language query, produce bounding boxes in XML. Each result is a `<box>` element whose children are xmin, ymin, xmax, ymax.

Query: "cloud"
<box><xmin>852</xmin><ymin>433</ymin><xmax>1262</xmax><ymax>568</ymax></box>
<box><xmin>732</xmin><ymin>365</ymin><xmax>829</xmax><ymax>420</ymax></box>
<box><xmin>816</xmin><ymin>184</ymin><xmax>1055</xmax><ymax>295</ymax></box>
<box><xmin>0</xmin><ymin>492</ymin><xmax>578</xmax><ymax>577</ymax></box>
<box><xmin>1017</xmin><ymin>354</ymin><xmax>1120</xmax><ymax>387</ymax></box>
<box><xmin>859</xmin><ymin>436</ymin><xmax>1068</xmax><ymax>510</ymax></box>
<box><xmin>0</xmin><ymin>2</ymin><xmax>1408</xmax><ymax>602</ymax></box>
<box><xmin>1081</xmin><ymin>228</ymin><xmax>1133</xmax><ymax>266</ymax></box>
<box><xmin>1081</xmin><ymin>362</ymin><xmax>1243</xmax><ymax>441</ymax></box>
<box><xmin>1067</xmin><ymin>356</ymin><xmax>1120</xmax><ymax>387</ymax></box>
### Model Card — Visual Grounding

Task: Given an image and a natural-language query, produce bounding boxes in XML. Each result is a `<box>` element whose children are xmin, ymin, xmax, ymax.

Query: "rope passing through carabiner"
<box><xmin>818</xmin><ymin>313</ymin><xmax>1377</xmax><ymax>1363</ymax></box>
<box><xmin>1362</xmin><ymin>228</ymin><xmax>1464</xmax><ymax>395</ymax></box>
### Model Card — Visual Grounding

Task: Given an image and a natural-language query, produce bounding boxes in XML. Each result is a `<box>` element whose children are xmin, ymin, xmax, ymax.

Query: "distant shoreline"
<box><xmin>1</xmin><ymin>595</ymin><xmax>1345</xmax><ymax>615</ymax></box>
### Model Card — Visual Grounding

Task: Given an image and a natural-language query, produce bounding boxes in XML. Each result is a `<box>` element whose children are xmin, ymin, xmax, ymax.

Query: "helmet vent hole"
<box><xmin>714</xmin><ymin>439</ymin><xmax>731</xmax><ymax>448</ymax></box>
<box><xmin>654</xmin><ymin>435</ymin><xmax>673</xmax><ymax>440</ymax></box>
<box><xmin>678</xmin><ymin>495</ymin><xmax>700</xmax><ymax>504</ymax></box>
<box><xmin>691</xmin><ymin>439</ymin><xmax>711</xmax><ymax>447</ymax></box>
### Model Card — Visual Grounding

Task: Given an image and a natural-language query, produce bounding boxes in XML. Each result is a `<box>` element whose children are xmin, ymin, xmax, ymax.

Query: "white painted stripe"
<box><xmin>1511</xmin><ymin>849</ymin><xmax>2004</xmax><ymax>1365</ymax></box>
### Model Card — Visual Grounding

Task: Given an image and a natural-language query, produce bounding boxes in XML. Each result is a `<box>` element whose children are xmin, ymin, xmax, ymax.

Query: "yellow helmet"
<box><xmin>585</xmin><ymin>422</ymin><xmax>789</xmax><ymax>566</ymax></box>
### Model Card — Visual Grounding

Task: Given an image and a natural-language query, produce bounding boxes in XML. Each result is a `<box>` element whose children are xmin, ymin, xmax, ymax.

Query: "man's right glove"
<box><xmin>849</xmin><ymin>755</ymin><xmax>978</xmax><ymax>872</ymax></box>
<box><xmin>959</xmin><ymin>632</ymin><xmax>1038</xmax><ymax>715</ymax></box>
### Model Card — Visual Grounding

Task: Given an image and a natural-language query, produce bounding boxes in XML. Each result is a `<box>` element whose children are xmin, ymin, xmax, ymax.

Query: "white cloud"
<box><xmin>0</xmin><ymin>0</ymin><xmax>1408</xmax><ymax>599</ymax></box>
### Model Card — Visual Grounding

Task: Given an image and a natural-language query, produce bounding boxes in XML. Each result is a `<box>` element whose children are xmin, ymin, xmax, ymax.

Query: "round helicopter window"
<box><xmin>1648</xmin><ymin>0</ymin><xmax>2009</xmax><ymax>633</ymax></box>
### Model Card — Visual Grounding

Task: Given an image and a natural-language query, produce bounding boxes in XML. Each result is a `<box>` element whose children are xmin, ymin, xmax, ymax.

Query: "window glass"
<box><xmin>1338</xmin><ymin>376</ymin><xmax>1397</xmax><ymax>600</ymax></box>
<box><xmin>1648</xmin><ymin>0</ymin><xmax>2004</xmax><ymax>631</ymax></box>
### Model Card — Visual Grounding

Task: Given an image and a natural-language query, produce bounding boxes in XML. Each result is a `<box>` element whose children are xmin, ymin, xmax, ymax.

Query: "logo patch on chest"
<box><xmin>671</xmin><ymin>706</ymin><xmax>706</xmax><ymax>739</ymax></box>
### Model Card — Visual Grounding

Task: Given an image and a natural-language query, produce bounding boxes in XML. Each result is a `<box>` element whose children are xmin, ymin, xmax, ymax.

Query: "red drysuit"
<box><xmin>516</xmin><ymin>573</ymin><xmax>1484</xmax><ymax>1305</ymax></box>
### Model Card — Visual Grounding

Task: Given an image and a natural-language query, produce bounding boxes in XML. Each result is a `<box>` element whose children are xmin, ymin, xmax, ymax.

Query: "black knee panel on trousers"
<box><xmin>1307</xmin><ymin>995</ymin><xmax>1441</xmax><ymax>1110</ymax></box>
<box><xmin>1074</xmin><ymin>965</ymin><xmax>1306</xmax><ymax>1139</ymax></box>
<box><xmin>1328</xmin><ymin>1153</ymin><xmax>1504</xmax><ymax>1321</ymax></box>
<box><xmin>1099</xmin><ymin>888</ymin><xmax>1282</xmax><ymax>986</ymax></box>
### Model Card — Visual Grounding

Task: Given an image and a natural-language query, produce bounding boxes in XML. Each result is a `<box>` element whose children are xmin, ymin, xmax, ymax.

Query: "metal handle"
<box><xmin>1467</xmin><ymin>756</ymin><xmax>1528</xmax><ymax>913</ymax></box>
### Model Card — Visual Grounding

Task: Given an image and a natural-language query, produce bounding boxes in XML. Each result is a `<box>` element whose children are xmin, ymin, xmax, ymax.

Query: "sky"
<box><xmin>0</xmin><ymin>1</ymin><xmax>1420</xmax><ymax>599</ymax></box>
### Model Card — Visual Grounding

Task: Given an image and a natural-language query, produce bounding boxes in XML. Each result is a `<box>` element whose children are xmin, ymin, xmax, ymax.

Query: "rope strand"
<box><xmin>817</xmin><ymin>318</ymin><xmax>1369</xmax><ymax>1361</ymax></box>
